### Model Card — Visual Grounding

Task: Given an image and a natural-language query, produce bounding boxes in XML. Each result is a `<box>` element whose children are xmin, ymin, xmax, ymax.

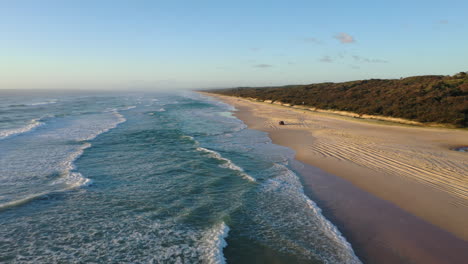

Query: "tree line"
<box><xmin>206</xmin><ymin>72</ymin><xmax>468</xmax><ymax>127</ymax></box>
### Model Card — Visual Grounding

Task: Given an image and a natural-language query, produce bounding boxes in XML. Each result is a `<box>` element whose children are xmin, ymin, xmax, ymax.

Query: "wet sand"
<box><xmin>292</xmin><ymin>160</ymin><xmax>468</xmax><ymax>264</ymax></box>
<box><xmin>202</xmin><ymin>93</ymin><xmax>468</xmax><ymax>263</ymax></box>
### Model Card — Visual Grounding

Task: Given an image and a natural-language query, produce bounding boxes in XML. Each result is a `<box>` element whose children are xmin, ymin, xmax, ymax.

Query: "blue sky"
<box><xmin>1</xmin><ymin>0</ymin><xmax>467</xmax><ymax>90</ymax></box>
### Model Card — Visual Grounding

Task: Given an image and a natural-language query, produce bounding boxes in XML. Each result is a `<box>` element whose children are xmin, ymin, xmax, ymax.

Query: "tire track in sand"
<box><xmin>308</xmin><ymin>136</ymin><xmax>468</xmax><ymax>206</ymax></box>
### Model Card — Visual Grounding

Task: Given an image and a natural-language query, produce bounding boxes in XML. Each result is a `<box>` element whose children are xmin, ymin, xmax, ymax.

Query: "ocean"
<box><xmin>0</xmin><ymin>91</ymin><xmax>361</xmax><ymax>264</ymax></box>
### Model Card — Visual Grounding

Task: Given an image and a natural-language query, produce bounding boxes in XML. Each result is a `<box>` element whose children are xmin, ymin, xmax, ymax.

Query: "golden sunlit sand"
<box><xmin>205</xmin><ymin>93</ymin><xmax>468</xmax><ymax>240</ymax></box>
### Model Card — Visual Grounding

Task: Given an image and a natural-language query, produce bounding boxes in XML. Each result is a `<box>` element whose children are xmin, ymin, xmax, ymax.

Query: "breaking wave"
<box><xmin>80</xmin><ymin>109</ymin><xmax>127</xmax><ymax>141</ymax></box>
<box><xmin>200</xmin><ymin>222</ymin><xmax>230</xmax><ymax>264</ymax></box>
<box><xmin>196</xmin><ymin>147</ymin><xmax>256</xmax><ymax>182</ymax></box>
<box><xmin>28</xmin><ymin>99</ymin><xmax>58</xmax><ymax>106</ymax></box>
<box><xmin>0</xmin><ymin>118</ymin><xmax>44</xmax><ymax>140</ymax></box>
<box><xmin>51</xmin><ymin>143</ymin><xmax>92</xmax><ymax>188</ymax></box>
<box><xmin>120</xmin><ymin>105</ymin><xmax>136</xmax><ymax>111</ymax></box>
<box><xmin>251</xmin><ymin>163</ymin><xmax>361</xmax><ymax>263</ymax></box>
<box><xmin>0</xmin><ymin>143</ymin><xmax>92</xmax><ymax>212</ymax></box>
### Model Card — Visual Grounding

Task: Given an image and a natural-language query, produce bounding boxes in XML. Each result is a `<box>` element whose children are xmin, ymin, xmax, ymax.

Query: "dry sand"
<box><xmin>203</xmin><ymin>93</ymin><xmax>468</xmax><ymax>242</ymax></box>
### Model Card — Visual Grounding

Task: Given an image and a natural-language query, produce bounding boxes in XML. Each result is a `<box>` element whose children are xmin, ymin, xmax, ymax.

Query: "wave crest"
<box><xmin>0</xmin><ymin>118</ymin><xmax>44</xmax><ymax>140</ymax></box>
<box><xmin>29</xmin><ymin>99</ymin><xmax>58</xmax><ymax>106</ymax></box>
<box><xmin>200</xmin><ymin>222</ymin><xmax>230</xmax><ymax>264</ymax></box>
<box><xmin>196</xmin><ymin>147</ymin><xmax>255</xmax><ymax>182</ymax></box>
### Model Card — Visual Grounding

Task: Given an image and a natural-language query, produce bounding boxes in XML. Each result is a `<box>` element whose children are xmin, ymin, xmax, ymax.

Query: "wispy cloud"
<box><xmin>254</xmin><ymin>64</ymin><xmax>273</xmax><ymax>68</ymax></box>
<box><xmin>250</xmin><ymin>47</ymin><xmax>261</xmax><ymax>52</ymax></box>
<box><xmin>334</xmin><ymin>32</ymin><xmax>355</xmax><ymax>44</ymax></box>
<box><xmin>437</xmin><ymin>19</ymin><xmax>449</xmax><ymax>24</ymax></box>
<box><xmin>352</xmin><ymin>55</ymin><xmax>388</xmax><ymax>63</ymax></box>
<box><xmin>319</xmin><ymin>56</ymin><xmax>333</xmax><ymax>63</ymax></box>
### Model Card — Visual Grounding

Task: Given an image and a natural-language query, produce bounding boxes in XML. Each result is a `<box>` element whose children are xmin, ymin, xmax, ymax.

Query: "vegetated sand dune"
<box><xmin>204</xmin><ymin>93</ymin><xmax>468</xmax><ymax>240</ymax></box>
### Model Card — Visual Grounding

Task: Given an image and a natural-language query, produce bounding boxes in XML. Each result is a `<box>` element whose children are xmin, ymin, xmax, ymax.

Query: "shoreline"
<box><xmin>201</xmin><ymin>92</ymin><xmax>468</xmax><ymax>263</ymax></box>
<box><xmin>291</xmin><ymin>159</ymin><xmax>468</xmax><ymax>264</ymax></box>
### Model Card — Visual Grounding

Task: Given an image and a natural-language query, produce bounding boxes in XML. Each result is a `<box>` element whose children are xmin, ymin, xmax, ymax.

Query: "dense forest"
<box><xmin>207</xmin><ymin>72</ymin><xmax>468</xmax><ymax>127</ymax></box>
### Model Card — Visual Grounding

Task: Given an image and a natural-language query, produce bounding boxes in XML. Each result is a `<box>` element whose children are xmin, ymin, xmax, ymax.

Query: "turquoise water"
<box><xmin>0</xmin><ymin>91</ymin><xmax>361</xmax><ymax>263</ymax></box>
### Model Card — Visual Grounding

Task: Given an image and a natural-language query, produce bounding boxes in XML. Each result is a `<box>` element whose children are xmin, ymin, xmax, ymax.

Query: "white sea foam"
<box><xmin>28</xmin><ymin>99</ymin><xmax>58</xmax><ymax>106</ymax></box>
<box><xmin>256</xmin><ymin>163</ymin><xmax>361</xmax><ymax>263</ymax></box>
<box><xmin>52</xmin><ymin>143</ymin><xmax>92</xmax><ymax>187</ymax></box>
<box><xmin>0</xmin><ymin>118</ymin><xmax>44</xmax><ymax>140</ymax></box>
<box><xmin>181</xmin><ymin>135</ymin><xmax>195</xmax><ymax>141</ymax></box>
<box><xmin>147</xmin><ymin>108</ymin><xmax>165</xmax><ymax>113</ymax></box>
<box><xmin>234</xmin><ymin>123</ymin><xmax>247</xmax><ymax>132</ymax></box>
<box><xmin>50</xmin><ymin>110</ymin><xmax>127</xmax><ymax>187</ymax></box>
<box><xmin>113</xmin><ymin>111</ymin><xmax>127</xmax><ymax>124</ymax></box>
<box><xmin>0</xmin><ymin>109</ymin><xmax>126</xmax><ymax>210</ymax></box>
<box><xmin>199</xmin><ymin>222</ymin><xmax>230</xmax><ymax>264</ymax></box>
<box><xmin>120</xmin><ymin>105</ymin><xmax>136</xmax><ymax>111</ymax></box>
<box><xmin>3</xmin><ymin>215</ymin><xmax>229</xmax><ymax>263</ymax></box>
<box><xmin>0</xmin><ymin>191</ymin><xmax>51</xmax><ymax>212</ymax></box>
<box><xmin>79</xmin><ymin>109</ymin><xmax>127</xmax><ymax>141</ymax></box>
<box><xmin>218</xmin><ymin>112</ymin><xmax>236</xmax><ymax>119</ymax></box>
<box><xmin>196</xmin><ymin>93</ymin><xmax>237</xmax><ymax>112</ymax></box>
<box><xmin>0</xmin><ymin>143</ymin><xmax>92</xmax><ymax>212</ymax></box>
<box><xmin>196</xmin><ymin>147</ymin><xmax>255</xmax><ymax>182</ymax></box>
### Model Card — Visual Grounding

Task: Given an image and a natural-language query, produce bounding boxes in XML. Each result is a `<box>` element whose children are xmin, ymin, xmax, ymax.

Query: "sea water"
<box><xmin>0</xmin><ymin>91</ymin><xmax>361</xmax><ymax>264</ymax></box>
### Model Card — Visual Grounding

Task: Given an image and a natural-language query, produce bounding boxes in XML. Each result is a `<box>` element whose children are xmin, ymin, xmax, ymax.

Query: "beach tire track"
<box><xmin>309</xmin><ymin>138</ymin><xmax>468</xmax><ymax>205</ymax></box>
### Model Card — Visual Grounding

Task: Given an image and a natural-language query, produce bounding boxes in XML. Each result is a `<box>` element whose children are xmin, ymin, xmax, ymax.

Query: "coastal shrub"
<box><xmin>208</xmin><ymin>72</ymin><xmax>468</xmax><ymax>127</ymax></box>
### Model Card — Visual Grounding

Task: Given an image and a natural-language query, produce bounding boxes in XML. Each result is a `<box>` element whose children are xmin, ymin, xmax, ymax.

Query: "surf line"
<box><xmin>196</xmin><ymin>147</ymin><xmax>256</xmax><ymax>182</ymax></box>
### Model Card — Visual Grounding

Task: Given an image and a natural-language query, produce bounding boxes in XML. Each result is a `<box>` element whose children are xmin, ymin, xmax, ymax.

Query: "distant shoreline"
<box><xmin>201</xmin><ymin>92</ymin><xmax>468</xmax><ymax>263</ymax></box>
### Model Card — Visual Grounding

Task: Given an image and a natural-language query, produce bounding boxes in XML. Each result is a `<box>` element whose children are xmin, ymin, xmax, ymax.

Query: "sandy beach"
<box><xmin>203</xmin><ymin>93</ymin><xmax>468</xmax><ymax>262</ymax></box>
